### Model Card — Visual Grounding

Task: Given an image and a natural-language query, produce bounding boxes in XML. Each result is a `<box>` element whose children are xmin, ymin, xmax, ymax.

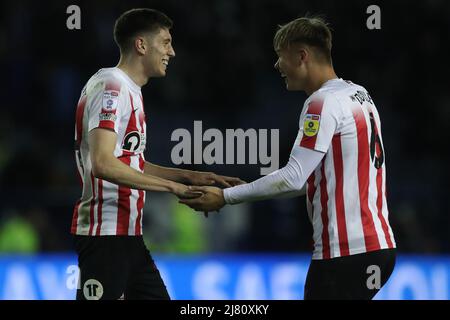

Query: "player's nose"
<box><xmin>168</xmin><ymin>44</ymin><xmax>175</xmax><ymax>57</ymax></box>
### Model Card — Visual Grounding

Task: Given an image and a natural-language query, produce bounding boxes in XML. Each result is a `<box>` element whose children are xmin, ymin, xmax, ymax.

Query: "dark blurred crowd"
<box><xmin>0</xmin><ymin>0</ymin><xmax>449</xmax><ymax>253</ymax></box>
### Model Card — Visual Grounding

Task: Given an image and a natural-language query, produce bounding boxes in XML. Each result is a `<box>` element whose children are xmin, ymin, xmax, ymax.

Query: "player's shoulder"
<box><xmin>85</xmin><ymin>68</ymin><xmax>126</xmax><ymax>95</ymax></box>
<box><xmin>313</xmin><ymin>78</ymin><xmax>374</xmax><ymax>108</ymax></box>
<box><xmin>318</xmin><ymin>78</ymin><xmax>366</xmax><ymax>95</ymax></box>
<box><xmin>306</xmin><ymin>79</ymin><xmax>344</xmax><ymax>109</ymax></box>
<box><xmin>303</xmin><ymin>79</ymin><xmax>358</xmax><ymax>117</ymax></box>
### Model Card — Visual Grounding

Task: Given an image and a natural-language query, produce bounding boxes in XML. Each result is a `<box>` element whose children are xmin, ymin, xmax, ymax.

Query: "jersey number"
<box><xmin>369</xmin><ymin>112</ymin><xmax>384</xmax><ymax>169</ymax></box>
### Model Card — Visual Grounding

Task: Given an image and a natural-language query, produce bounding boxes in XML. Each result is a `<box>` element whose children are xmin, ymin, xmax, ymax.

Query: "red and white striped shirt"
<box><xmin>297</xmin><ymin>78</ymin><xmax>396</xmax><ymax>259</ymax></box>
<box><xmin>72</xmin><ymin>67</ymin><xmax>147</xmax><ymax>236</ymax></box>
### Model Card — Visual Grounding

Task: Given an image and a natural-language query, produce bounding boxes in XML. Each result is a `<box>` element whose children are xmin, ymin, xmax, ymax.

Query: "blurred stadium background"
<box><xmin>0</xmin><ymin>0</ymin><xmax>449</xmax><ymax>299</ymax></box>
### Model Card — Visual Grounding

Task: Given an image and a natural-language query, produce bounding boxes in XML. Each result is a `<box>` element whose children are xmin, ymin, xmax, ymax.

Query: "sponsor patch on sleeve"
<box><xmin>99</xmin><ymin>113</ymin><xmax>117</xmax><ymax>122</ymax></box>
<box><xmin>303</xmin><ymin>114</ymin><xmax>320</xmax><ymax>137</ymax></box>
<box><xmin>102</xmin><ymin>90</ymin><xmax>119</xmax><ymax>111</ymax></box>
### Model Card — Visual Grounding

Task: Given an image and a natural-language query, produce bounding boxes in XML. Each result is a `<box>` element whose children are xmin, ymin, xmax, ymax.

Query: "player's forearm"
<box><xmin>143</xmin><ymin>162</ymin><xmax>191</xmax><ymax>183</ymax></box>
<box><xmin>223</xmin><ymin>165</ymin><xmax>303</xmax><ymax>204</ymax></box>
<box><xmin>92</xmin><ymin>157</ymin><xmax>178</xmax><ymax>193</ymax></box>
<box><xmin>223</xmin><ymin>146</ymin><xmax>323</xmax><ymax>204</ymax></box>
<box><xmin>277</xmin><ymin>186</ymin><xmax>307</xmax><ymax>198</ymax></box>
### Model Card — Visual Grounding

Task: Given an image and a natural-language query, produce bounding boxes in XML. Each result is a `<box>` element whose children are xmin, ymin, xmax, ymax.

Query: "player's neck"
<box><xmin>304</xmin><ymin>64</ymin><xmax>338</xmax><ymax>96</ymax></box>
<box><xmin>116</xmin><ymin>56</ymin><xmax>148</xmax><ymax>87</ymax></box>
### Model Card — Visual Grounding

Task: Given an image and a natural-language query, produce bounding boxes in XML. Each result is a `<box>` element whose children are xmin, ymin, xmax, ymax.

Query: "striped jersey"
<box><xmin>72</xmin><ymin>67</ymin><xmax>147</xmax><ymax>236</ymax></box>
<box><xmin>294</xmin><ymin>78</ymin><xmax>395</xmax><ymax>260</ymax></box>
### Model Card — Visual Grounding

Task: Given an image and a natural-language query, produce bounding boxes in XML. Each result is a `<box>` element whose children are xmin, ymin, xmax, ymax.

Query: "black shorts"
<box><xmin>304</xmin><ymin>248</ymin><xmax>396</xmax><ymax>300</ymax></box>
<box><xmin>74</xmin><ymin>235</ymin><xmax>170</xmax><ymax>300</ymax></box>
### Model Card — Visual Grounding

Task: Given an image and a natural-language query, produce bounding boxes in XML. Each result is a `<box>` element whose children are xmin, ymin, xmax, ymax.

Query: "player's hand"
<box><xmin>179</xmin><ymin>186</ymin><xmax>225</xmax><ymax>213</ymax></box>
<box><xmin>173</xmin><ymin>184</ymin><xmax>203</xmax><ymax>200</ymax></box>
<box><xmin>187</xmin><ymin>171</ymin><xmax>246</xmax><ymax>188</ymax></box>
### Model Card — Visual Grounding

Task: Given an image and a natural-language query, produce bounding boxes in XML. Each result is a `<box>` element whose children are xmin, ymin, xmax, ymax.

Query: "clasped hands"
<box><xmin>177</xmin><ymin>171</ymin><xmax>245</xmax><ymax>216</ymax></box>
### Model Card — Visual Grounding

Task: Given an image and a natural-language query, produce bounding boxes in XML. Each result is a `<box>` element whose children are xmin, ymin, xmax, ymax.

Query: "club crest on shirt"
<box><xmin>122</xmin><ymin>131</ymin><xmax>146</xmax><ymax>153</ymax></box>
<box><xmin>102</xmin><ymin>90</ymin><xmax>119</xmax><ymax>111</ymax></box>
<box><xmin>303</xmin><ymin>114</ymin><xmax>320</xmax><ymax>137</ymax></box>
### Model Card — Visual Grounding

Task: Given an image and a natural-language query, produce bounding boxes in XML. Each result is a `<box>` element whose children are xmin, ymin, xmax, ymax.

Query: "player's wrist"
<box><xmin>219</xmin><ymin>189</ymin><xmax>226</xmax><ymax>205</ymax></box>
<box><xmin>167</xmin><ymin>180</ymin><xmax>180</xmax><ymax>194</ymax></box>
<box><xmin>222</xmin><ymin>187</ymin><xmax>233</xmax><ymax>204</ymax></box>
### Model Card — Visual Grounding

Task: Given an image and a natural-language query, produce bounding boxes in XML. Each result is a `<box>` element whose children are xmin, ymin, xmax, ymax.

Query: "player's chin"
<box><xmin>153</xmin><ymin>67</ymin><xmax>167</xmax><ymax>77</ymax></box>
<box><xmin>285</xmin><ymin>81</ymin><xmax>301</xmax><ymax>91</ymax></box>
<box><xmin>284</xmin><ymin>78</ymin><xmax>293</xmax><ymax>91</ymax></box>
<box><xmin>157</xmin><ymin>69</ymin><xmax>167</xmax><ymax>77</ymax></box>
<box><xmin>285</xmin><ymin>82</ymin><xmax>295</xmax><ymax>91</ymax></box>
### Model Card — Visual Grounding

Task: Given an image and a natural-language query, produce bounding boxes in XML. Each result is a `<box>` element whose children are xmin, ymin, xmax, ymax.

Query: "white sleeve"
<box><xmin>298</xmin><ymin>93</ymin><xmax>340</xmax><ymax>153</ymax></box>
<box><xmin>87</xmin><ymin>77</ymin><xmax>125</xmax><ymax>133</ymax></box>
<box><xmin>223</xmin><ymin>145</ymin><xmax>325</xmax><ymax>204</ymax></box>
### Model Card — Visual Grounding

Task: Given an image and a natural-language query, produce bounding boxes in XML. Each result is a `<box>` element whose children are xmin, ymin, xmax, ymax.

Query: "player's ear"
<box><xmin>134</xmin><ymin>36</ymin><xmax>146</xmax><ymax>55</ymax></box>
<box><xmin>297</xmin><ymin>47</ymin><xmax>308</xmax><ymax>65</ymax></box>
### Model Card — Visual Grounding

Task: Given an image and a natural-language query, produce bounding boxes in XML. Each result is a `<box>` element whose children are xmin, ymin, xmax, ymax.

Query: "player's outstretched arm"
<box><xmin>179</xmin><ymin>146</ymin><xmax>323</xmax><ymax>212</ymax></box>
<box><xmin>276</xmin><ymin>186</ymin><xmax>307</xmax><ymax>198</ymax></box>
<box><xmin>222</xmin><ymin>146</ymin><xmax>323</xmax><ymax>205</ymax></box>
<box><xmin>143</xmin><ymin>162</ymin><xmax>246</xmax><ymax>188</ymax></box>
<box><xmin>89</xmin><ymin>128</ymin><xmax>201</xmax><ymax>199</ymax></box>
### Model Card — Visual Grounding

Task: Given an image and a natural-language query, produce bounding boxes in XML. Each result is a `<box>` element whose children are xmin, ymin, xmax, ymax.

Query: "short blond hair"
<box><xmin>273</xmin><ymin>16</ymin><xmax>333</xmax><ymax>63</ymax></box>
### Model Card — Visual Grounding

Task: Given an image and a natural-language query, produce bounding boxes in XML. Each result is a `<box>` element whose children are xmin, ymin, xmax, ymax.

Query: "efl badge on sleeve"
<box><xmin>303</xmin><ymin>114</ymin><xmax>320</xmax><ymax>137</ymax></box>
<box><xmin>102</xmin><ymin>90</ymin><xmax>119</xmax><ymax>112</ymax></box>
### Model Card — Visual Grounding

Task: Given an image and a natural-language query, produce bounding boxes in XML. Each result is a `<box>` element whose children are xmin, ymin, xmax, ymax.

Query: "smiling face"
<box><xmin>144</xmin><ymin>27</ymin><xmax>175</xmax><ymax>77</ymax></box>
<box><xmin>272</xmin><ymin>17</ymin><xmax>334</xmax><ymax>92</ymax></box>
<box><xmin>274</xmin><ymin>46</ymin><xmax>307</xmax><ymax>91</ymax></box>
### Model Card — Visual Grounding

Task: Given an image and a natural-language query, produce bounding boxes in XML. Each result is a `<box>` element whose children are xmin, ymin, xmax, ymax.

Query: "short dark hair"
<box><xmin>273</xmin><ymin>16</ymin><xmax>332</xmax><ymax>64</ymax></box>
<box><xmin>114</xmin><ymin>8</ymin><xmax>173</xmax><ymax>53</ymax></box>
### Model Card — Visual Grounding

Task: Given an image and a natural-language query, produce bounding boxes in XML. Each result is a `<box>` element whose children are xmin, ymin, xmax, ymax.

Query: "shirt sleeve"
<box><xmin>223</xmin><ymin>145</ymin><xmax>325</xmax><ymax>204</ymax></box>
<box><xmin>87</xmin><ymin>77</ymin><xmax>125</xmax><ymax>133</ymax></box>
<box><xmin>298</xmin><ymin>93</ymin><xmax>341</xmax><ymax>153</ymax></box>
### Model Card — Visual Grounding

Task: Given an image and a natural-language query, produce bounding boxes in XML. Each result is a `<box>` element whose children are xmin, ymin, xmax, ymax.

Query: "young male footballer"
<box><xmin>181</xmin><ymin>16</ymin><xmax>396</xmax><ymax>300</ymax></box>
<box><xmin>72</xmin><ymin>8</ymin><xmax>243</xmax><ymax>300</ymax></box>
